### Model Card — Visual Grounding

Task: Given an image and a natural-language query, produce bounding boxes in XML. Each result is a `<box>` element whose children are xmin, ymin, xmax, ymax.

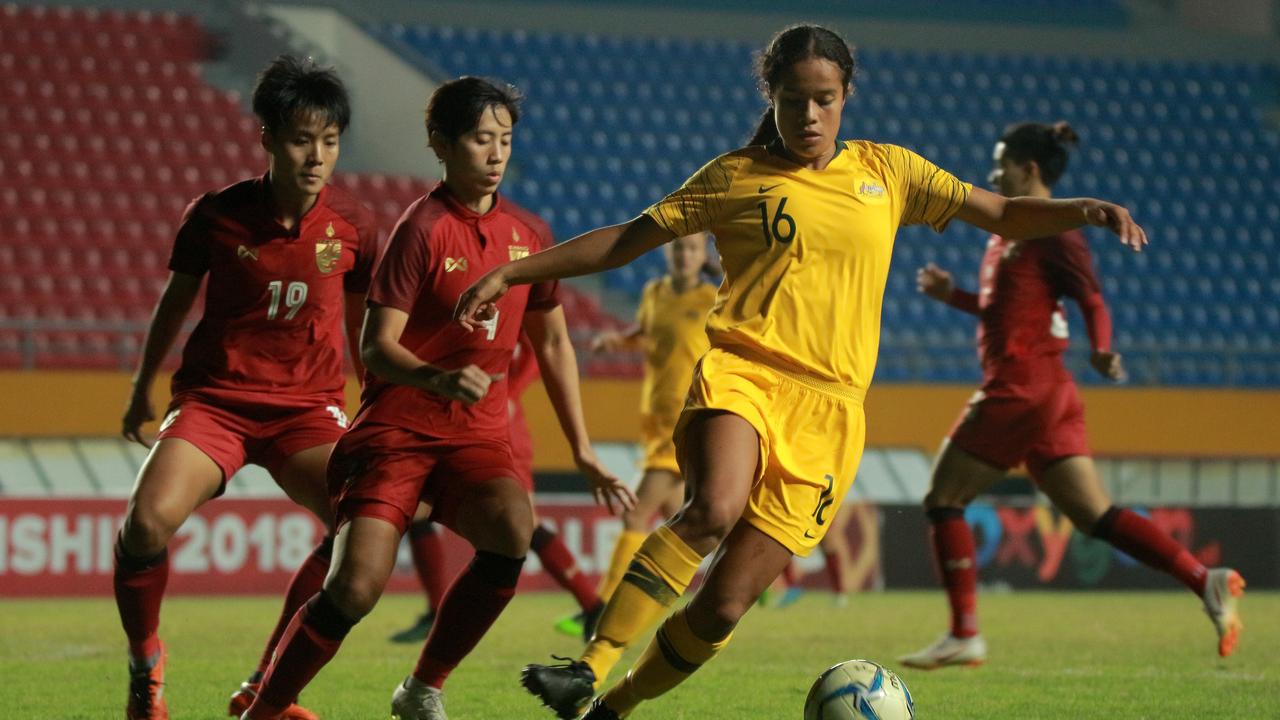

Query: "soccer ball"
<box><xmin>803</xmin><ymin>659</ymin><xmax>915</xmax><ymax>720</ymax></box>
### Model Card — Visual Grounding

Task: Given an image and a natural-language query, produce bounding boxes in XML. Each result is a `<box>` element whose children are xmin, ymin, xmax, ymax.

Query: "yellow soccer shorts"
<box><xmin>673</xmin><ymin>347</ymin><xmax>867</xmax><ymax>556</ymax></box>
<box><xmin>640</xmin><ymin>410</ymin><xmax>682</xmax><ymax>474</ymax></box>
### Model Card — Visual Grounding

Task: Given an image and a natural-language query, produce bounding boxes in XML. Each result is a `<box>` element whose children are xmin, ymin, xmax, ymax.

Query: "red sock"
<box><xmin>823</xmin><ymin>552</ymin><xmax>847</xmax><ymax>593</ymax></box>
<box><xmin>1092</xmin><ymin>507</ymin><xmax>1207</xmax><ymax>594</ymax></box>
<box><xmin>928</xmin><ymin>507</ymin><xmax>979</xmax><ymax>638</ymax></box>
<box><xmin>254</xmin><ymin>535</ymin><xmax>334</xmax><ymax>676</ymax></box>
<box><xmin>782</xmin><ymin>561</ymin><xmax>798</xmax><ymax>586</ymax></box>
<box><xmin>250</xmin><ymin>592</ymin><xmax>356</xmax><ymax>716</ymax></box>
<box><xmin>113</xmin><ymin>534</ymin><xmax>169</xmax><ymax>661</ymax></box>
<box><xmin>531</xmin><ymin>525</ymin><xmax>600</xmax><ymax>611</ymax></box>
<box><xmin>409</xmin><ymin>520</ymin><xmax>450</xmax><ymax>611</ymax></box>
<box><xmin>413</xmin><ymin>551</ymin><xmax>523</xmax><ymax>689</ymax></box>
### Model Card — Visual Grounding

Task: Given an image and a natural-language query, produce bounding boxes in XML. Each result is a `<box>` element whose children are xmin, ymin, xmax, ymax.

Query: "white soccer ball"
<box><xmin>803</xmin><ymin>659</ymin><xmax>916</xmax><ymax>720</ymax></box>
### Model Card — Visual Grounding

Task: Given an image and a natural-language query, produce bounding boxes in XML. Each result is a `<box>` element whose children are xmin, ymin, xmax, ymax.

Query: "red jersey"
<box><xmin>949</xmin><ymin>230</ymin><xmax>1111</xmax><ymax>381</ymax></box>
<box><xmin>354</xmin><ymin>184</ymin><xmax>560</xmax><ymax>438</ymax></box>
<box><xmin>168</xmin><ymin>175</ymin><xmax>379</xmax><ymax>406</ymax></box>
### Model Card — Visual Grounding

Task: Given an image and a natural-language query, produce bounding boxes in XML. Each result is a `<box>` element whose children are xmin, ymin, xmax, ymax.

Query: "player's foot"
<box><xmin>579</xmin><ymin>697</ymin><xmax>623</xmax><ymax>720</ymax></box>
<box><xmin>833</xmin><ymin>593</ymin><xmax>850</xmax><ymax>608</ymax></box>
<box><xmin>774</xmin><ymin>586</ymin><xmax>804</xmax><ymax>608</ymax></box>
<box><xmin>390</xmin><ymin>610</ymin><xmax>437</xmax><ymax>644</ymax></box>
<box><xmin>553</xmin><ymin>611</ymin><xmax>586</xmax><ymax>640</ymax></box>
<box><xmin>898</xmin><ymin>633</ymin><xmax>987</xmax><ymax>670</ymax></box>
<box><xmin>1202</xmin><ymin>567</ymin><xmax>1246</xmax><ymax>657</ymax></box>
<box><xmin>227</xmin><ymin>680</ymin><xmax>318</xmax><ymax>720</ymax></box>
<box><xmin>127</xmin><ymin>644</ymin><xmax>168</xmax><ymax>720</ymax></box>
<box><xmin>522</xmin><ymin>656</ymin><xmax>597</xmax><ymax>720</ymax></box>
<box><xmin>390</xmin><ymin>676</ymin><xmax>447</xmax><ymax>720</ymax></box>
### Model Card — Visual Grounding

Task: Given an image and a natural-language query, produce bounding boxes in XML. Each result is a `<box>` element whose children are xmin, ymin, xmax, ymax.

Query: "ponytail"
<box><xmin>748</xmin><ymin>108</ymin><xmax>779</xmax><ymax>146</ymax></box>
<box><xmin>1051</xmin><ymin>121</ymin><xmax>1080</xmax><ymax>148</ymax></box>
<box><xmin>1000</xmin><ymin>120</ymin><xmax>1079</xmax><ymax>187</ymax></box>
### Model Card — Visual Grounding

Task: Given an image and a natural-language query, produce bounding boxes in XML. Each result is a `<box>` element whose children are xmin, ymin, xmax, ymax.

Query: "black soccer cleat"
<box><xmin>389</xmin><ymin>610</ymin><xmax>436</xmax><ymax>644</ymax></box>
<box><xmin>521</xmin><ymin>656</ymin><xmax>597</xmax><ymax>720</ymax></box>
<box><xmin>579</xmin><ymin>697</ymin><xmax>622</xmax><ymax>720</ymax></box>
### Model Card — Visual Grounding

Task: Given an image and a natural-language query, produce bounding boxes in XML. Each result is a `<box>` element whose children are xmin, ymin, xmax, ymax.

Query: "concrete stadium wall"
<box><xmin>3</xmin><ymin>371</ymin><xmax>1277</xmax><ymax>463</ymax></box>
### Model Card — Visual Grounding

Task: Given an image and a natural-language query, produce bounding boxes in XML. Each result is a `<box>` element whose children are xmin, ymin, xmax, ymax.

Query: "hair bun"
<box><xmin>1051</xmin><ymin>121</ymin><xmax>1079</xmax><ymax>147</ymax></box>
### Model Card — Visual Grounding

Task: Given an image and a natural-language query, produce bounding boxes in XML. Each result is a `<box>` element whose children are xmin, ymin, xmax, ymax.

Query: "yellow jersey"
<box><xmin>636</xmin><ymin>276</ymin><xmax>717</xmax><ymax>418</ymax></box>
<box><xmin>643</xmin><ymin>140</ymin><xmax>971</xmax><ymax>392</ymax></box>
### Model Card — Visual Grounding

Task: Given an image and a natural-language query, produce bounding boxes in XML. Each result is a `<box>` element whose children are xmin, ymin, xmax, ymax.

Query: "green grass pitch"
<box><xmin>2</xmin><ymin>591</ymin><xmax>1276</xmax><ymax>718</ymax></box>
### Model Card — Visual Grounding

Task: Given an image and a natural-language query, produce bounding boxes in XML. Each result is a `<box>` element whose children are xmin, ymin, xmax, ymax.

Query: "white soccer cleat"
<box><xmin>898</xmin><ymin>632</ymin><xmax>987</xmax><ymax>670</ymax></box>
<box><xmin>1202</xmin><ymin>567</ymin><xmax>1246</xmax><ymax>657</ymax></box>
<box><xmin>391</xmin><ymin>676</ymin><xmax>447</xmax><ymax>720</ymax></box>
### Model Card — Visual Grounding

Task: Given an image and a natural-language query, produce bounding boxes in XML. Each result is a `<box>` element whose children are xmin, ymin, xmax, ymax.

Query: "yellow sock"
<box><xmin>580</xmin><ymin>526</ymin><xmax>702</xmax><ymax>687</ymax></box>
<box><xmin>598</xmin><ymin>529</ymin><xmax>647</xmax><ymax>601</ymax></box>
<box><xmin>602</xmin><ymin>608</ymin><xmax>733</xmax><ymax>716</ymax></box>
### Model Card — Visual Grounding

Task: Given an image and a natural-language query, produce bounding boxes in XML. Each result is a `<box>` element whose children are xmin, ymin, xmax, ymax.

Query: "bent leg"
<box><xmin>602</xmin><ymin>521</ymin><xmax>792</xmax><ymax>715</ymax></box>
<box><xmin>116</xmin><ymin>439</ymin><xmax>225</xmax><ymax>661</ymax></box>
<box><xmin>923</xmin><ymin>439</ymin><xmax>1006</xmax><ymax>639</ymax></box>
<box><xmin>581</xmin><ymin>411</ymin><xmax>758</xmax><ymax>687</ymax></box>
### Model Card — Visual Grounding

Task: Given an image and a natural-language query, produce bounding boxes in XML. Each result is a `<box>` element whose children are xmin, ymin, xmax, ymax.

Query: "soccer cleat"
<box><xmin>390</xmin><ymin>610</ymin><xmax>437</xmax><ymax>644</ymax></box>
<box><xmin>774</xmin><ymin>586</ymin><xmax>804</xmax><ymax>609</ymax></box>
<box><xmin>553</xmin><ymin>611</ymin><xmax>586</xmax><ymax>640</ymax></box>
<box><xmin>1202</xmin><ymin>567</ymin><xmax>1246</xmax><ymax>657</ymax></box>
<box><xmin>390</xmin><ymin>676</ymin><xmax>447</xmax><ymax>720</ymax></box>
<box><xmin>898</xmin><ymin>633</ymin><xmax>987</xmax><ymax>670</ymax></box>
<box><xmin>227</xmin><ymin>681</ymin><xmax>318</xmax><ymax>720</ymax></box>
<box><xmin>127</xmin><ymin>644</ymin><xmax>168</xmax><ymax>720</ymax></box>
<box><xmin>522</xmin><ymin>656</ymin><xmax>597</xmax><ymax>720</ymax></box>
<box><xmin>579</xmin><ymin>697</ymin><xmax>623</xmax><ymax>720</ymax></box>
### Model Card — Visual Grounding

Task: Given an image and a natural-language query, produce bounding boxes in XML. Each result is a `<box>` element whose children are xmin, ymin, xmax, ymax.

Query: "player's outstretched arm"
<box><xmin>455</xmin><ymin>215</ymin><xmax>674</xmax><ymax>329</ymax></box>
<box><xmin>122</xmin><ymin>271</ymin><xmax>202</xmax><ymax>445</ymax></box>
<box><xmin>955</xmin><ymin>186</ymin><xmax>1148</xmax><ymax>251</ymax></box>
<box><xmin>360</xmin><ymin>305</ymin><xmax>498</xmax><ymax>405</ymax></box>
<box><xmin>916</xmin><ymin>263</ymin><xmax>979</xmax><ymax>315</ymax></box>
<box><xmin>524</xmin><ymin>306</ymin><xmax>637</xmax><ymax>515</ymax></box>
<box><xmin>591</xmin><ymin>324</ymin><xmax>644</xmax><ymax>354</ymax></box>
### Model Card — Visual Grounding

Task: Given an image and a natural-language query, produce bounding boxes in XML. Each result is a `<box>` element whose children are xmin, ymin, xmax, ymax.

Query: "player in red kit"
<box><xmin>391</xmin><ymin>331</ymin><xmax>608</xmax><ymax>645</ymax></box>
<box><xmin>241</xmin><ymin>77</ymin><xmax>634</xmax><ymax>720</ymax></box>
<box><xmin>899</xmin><ymin>122</ymin><xmax>1245</xmax><ymax>670</ymax></box>
<box><xmin>115</xmin><ymin>57</ymin><xmax>377</xmax><ymax>720</ymax></box>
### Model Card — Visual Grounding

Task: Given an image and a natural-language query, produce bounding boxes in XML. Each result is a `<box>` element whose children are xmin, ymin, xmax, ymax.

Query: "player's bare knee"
<box><xmin>120</xmin><ymin>508</ymin><xmax>179</xmax><ymax>557</ymax></box>
<box><xmin>923</xmin><ymin>487</ymin><xmax>969</xmax><ymax>512</ymax></box>
<box><xmin>673</xmin><ymin>499</ymin><xmax>736</xmax><ymax>547</ymax></box>
<box><xmin>324</xmin><ymin>572</ymin><xmax>381</xmax><ymax>619</ymax></box>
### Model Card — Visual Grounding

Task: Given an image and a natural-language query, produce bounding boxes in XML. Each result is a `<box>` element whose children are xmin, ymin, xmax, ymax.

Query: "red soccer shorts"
<box><xmin>327</xmin><ymin>424</ymin><xmax>519</xmax><ymax>534</ymax></box>
<box><xmin>155</xmin><ymin>391</ymin><xmax>350</xmax><ymax>492</ymax></box>
<box><xmin>947</xmin><ymin>377</ymin><xmax>1091</xmax><ymax>479</ymax></box>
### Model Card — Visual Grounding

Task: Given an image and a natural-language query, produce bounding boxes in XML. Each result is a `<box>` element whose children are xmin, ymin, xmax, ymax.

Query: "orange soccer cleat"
<box><xmin>1202</xmin><ymin>567</ymin><xmax>1246</xmax><ymax>657</ymax></box>
<box><xmin>127</xmin><ymin>644</ymin><xmax>169</xmax><ymax>720</ymax></box>
<box><xmin>227</xmin><ymin>680</ymin><xmax>319</xmax><ymax>720</ymax></box>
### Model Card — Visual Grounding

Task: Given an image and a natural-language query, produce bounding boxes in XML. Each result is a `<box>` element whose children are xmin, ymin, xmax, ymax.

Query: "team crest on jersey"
<box><xmin>509</xmin><ymin>246</ymin><xmax>530</xmax><ymax>261</ymax></box>
<box><xmin>856</xmin><ymin>180</ymin><xmax>886</xmax><ymax>198</ymax></box>
<box><xmin>445</xmin><ymin>257</ymin><xmax>469</xmax><ymax>272</ymax></box>
<box><xmin>236</xmin><ymin>245</ymin><xmax>259</xmax><ymax>262</ymax></box>
<box><xmin>315</xmin><ymin>238</ymin><xmax>342</xmax><ymax>273</ymax></box>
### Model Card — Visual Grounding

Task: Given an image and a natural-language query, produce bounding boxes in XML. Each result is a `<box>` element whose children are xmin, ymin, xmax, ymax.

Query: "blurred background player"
<box><xmin>766</xmin><ymin>504</ymin><xmax>855</xmax><ymax>608</ymax></box>
<box><xmin>391</xmin><ymin>331</ymin><xmax>608</xmax><ymax>644</ymax></box>
<box><xmin>456</xmin><ymin>24</ymin><xmax>1147</xmax><ymax>720</ymax></box>
<box><xmin>241</xmin><ymin>76</ymin><xmax>633</xmax><ymax>720</ymax></box>
<box><xmin>560</xmin><ymin>232</ymin><xmax>717</xmax><ymax>638</ymax></box>
<box><xmin>114</xmin><ymin>55</ymin><xmax>377</xmax><ymax>720</ymax></box>
<box><xmin>899</xmin><ymin>122</ymin><xmax>1244</xmax><ymax>671</ymax></box>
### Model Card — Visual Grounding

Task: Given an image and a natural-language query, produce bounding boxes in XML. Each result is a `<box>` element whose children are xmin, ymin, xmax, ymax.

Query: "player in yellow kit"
<box><xmin>457</xmin><ymin>24</ymin><xmax>1147</xmax><ymax>719</ymax></box>
<box><xmin>589</xmin><ymin>234</ymin><xmax>716</xmax><ymax>606</ymax></box>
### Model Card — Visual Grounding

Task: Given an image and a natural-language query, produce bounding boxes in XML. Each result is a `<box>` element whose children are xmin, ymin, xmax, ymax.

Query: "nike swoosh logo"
<box><xmin>758</xmin><ymin>183</ymin><xmax>783</xmax><ymax>193</ymax></box>
<box><xmin>804</xmin><ymin>530</ymin><xmax>815</xmax><ymax>539</ymax></box>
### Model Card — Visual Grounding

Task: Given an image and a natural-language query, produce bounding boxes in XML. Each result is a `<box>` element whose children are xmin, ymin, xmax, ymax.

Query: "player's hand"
<box><xmin>455</xmin><ymin>268</ymin><xmax>510</xmax><ymax>331</ymax></box>
<box><xmin>121</xmin><ymin>391</ymin><xmax>155</xmax><ymax>447</ymax></box>
<box><xmin>916</xmin><ymin>263</ymin><xmax>955</xmax><ymax>303</ymax></box>
<box><xmin>590</xmin><ymin>330</ymin><xmax>625</xmax><ymax>354</ymax></box>
<box><xmin>575</xmin><ymin>447</ymin><xmax>636</xmax><ymax>515</ymax></box>
<box><xmin>1082</xmin><ymin>200</ymin><xmax>1148</xmax><ymax>252</ymax></box>
<box><xmin>1090</xmin><ymin>350</ymin><xmax>1128</xmax><ymax>383</ymax></box>
<box><xmin>423</xmin><ymin>365</ymin><xmax>504</xmax><ymax>405</ymax></box>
